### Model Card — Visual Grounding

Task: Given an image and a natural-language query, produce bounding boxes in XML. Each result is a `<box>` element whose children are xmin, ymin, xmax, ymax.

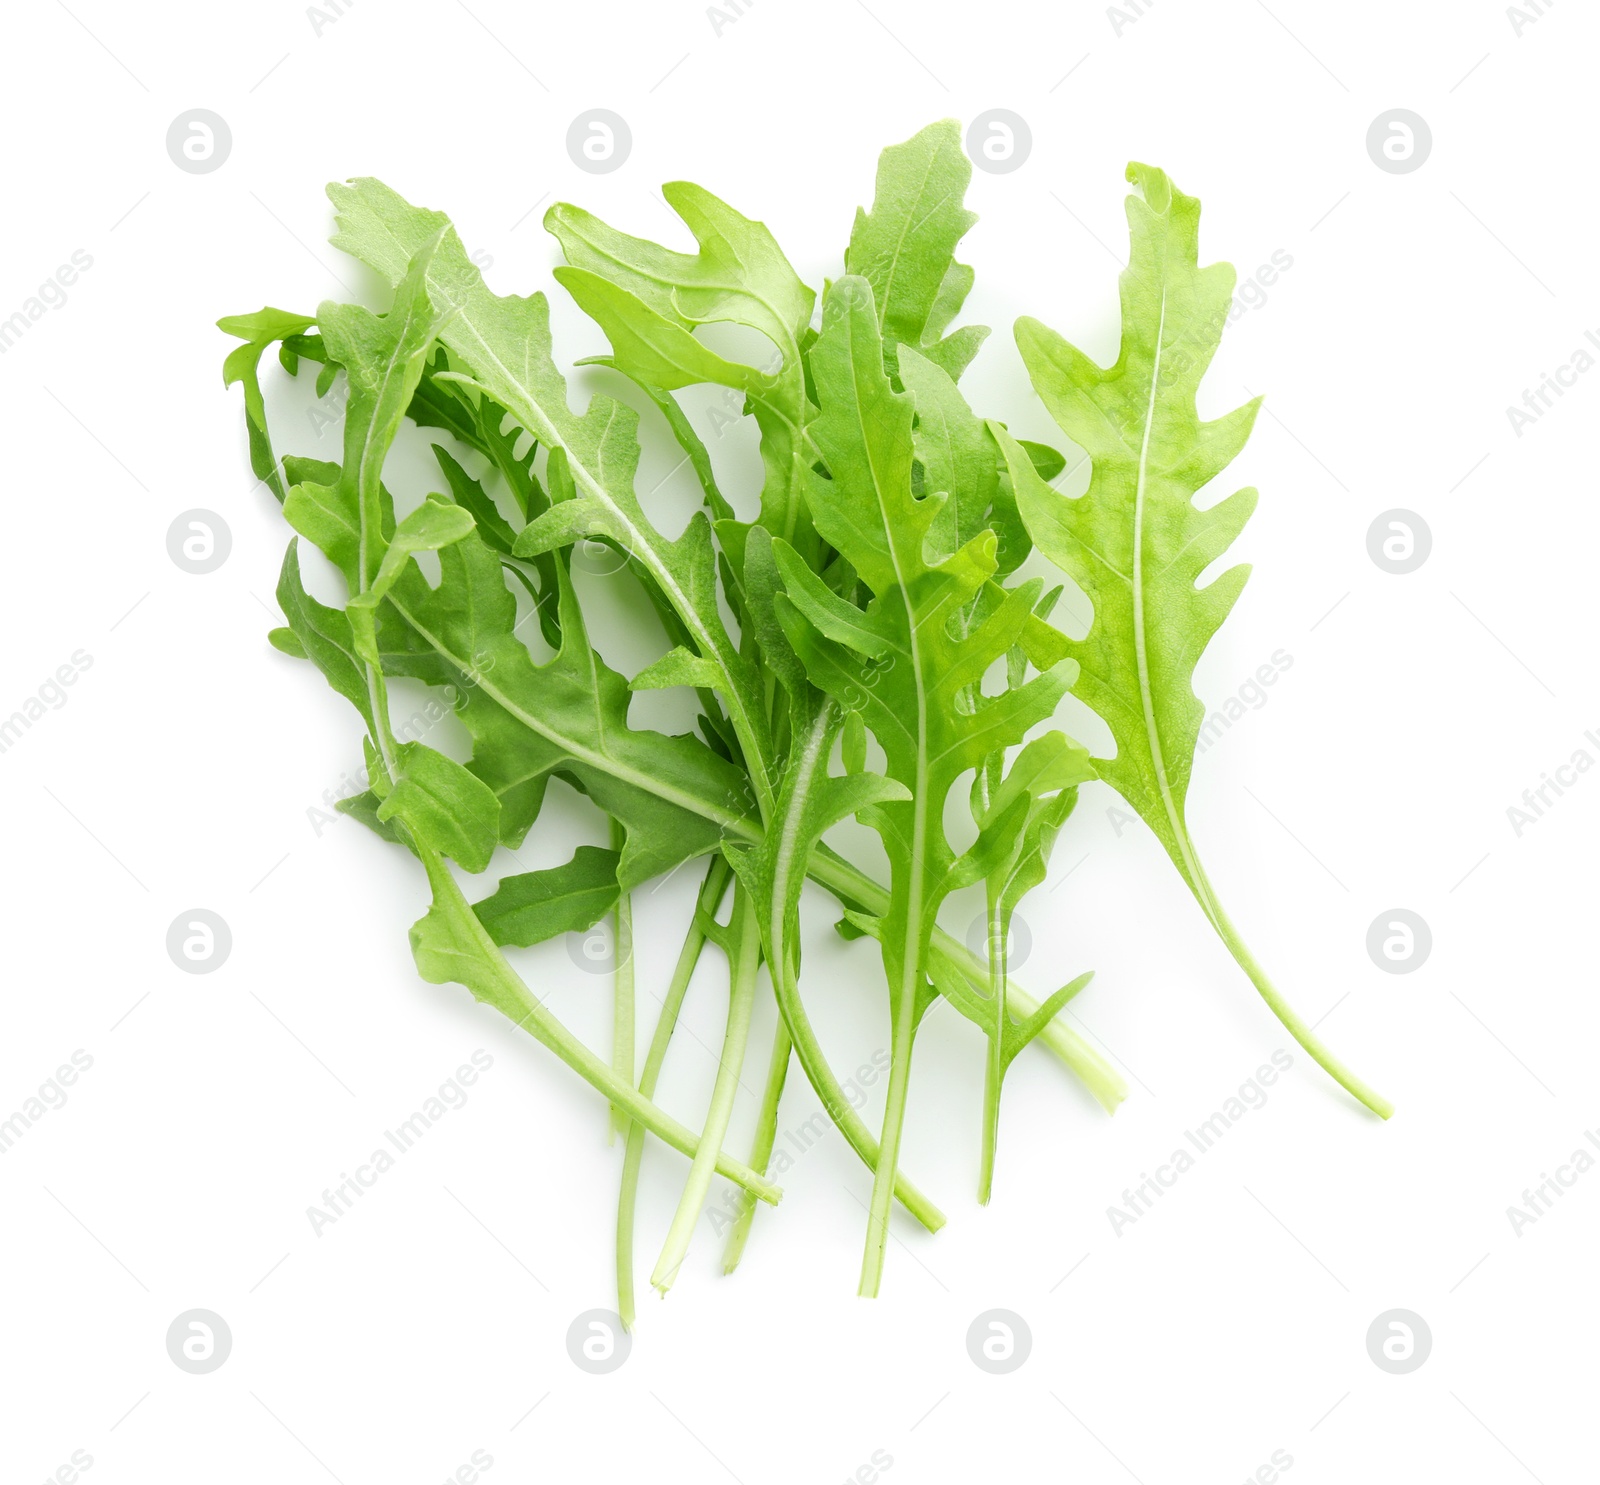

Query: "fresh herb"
<box><xmin>1004</xmin><ymin>164</ymin><xmax>1391</xmax><ymax>1118</ymax></box>
<box><xmin>220</xmin><ymin>125</ymin><xmax>1382</xmax><ymax>1317</ymax></box>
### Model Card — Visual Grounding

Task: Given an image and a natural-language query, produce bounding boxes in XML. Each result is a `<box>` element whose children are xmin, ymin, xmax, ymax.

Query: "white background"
<box><xmin>2</xmin><ymin>1</ymin><xmax>1596</xmax><ymax>1481</ymax></box>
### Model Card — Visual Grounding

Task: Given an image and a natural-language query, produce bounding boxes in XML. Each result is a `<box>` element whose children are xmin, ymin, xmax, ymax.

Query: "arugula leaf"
<box><xmin>219</xmin><ymin>306</ymin><xmax>316</xmax><ymax>499</ymax></box>
<box><xmin>347</xmin><ymin>493</ymin><xmax>476</xmax><ymax>664</ymax></box>
<box><xmin>844</xmin><ymin>120</ymin><xmax>988</xmax><ymax>381</ymax></box>
<box><xmin>1006</xmin><ymin>163</ymin><xmax>1390</xmax><ymax>1118</ymax></box>
<box><xmin>546</xmin><ymin>182</ymin><xmax>818</xmax><ymax>554</ymax></box>
<box><xmin>537</xmin><ymin>139</ymin><xmax>1094</xmax><ymax>1134</ymax></box>
<box><xmin>261</xmin><ymin>233</ymin><xmax>782</xmax><ymax>1202</ymax></box>
<box><xmin>777</xmin><ymin>276</ymin><xmax>1073</xmax><ymax>1294</ymax></box>
<box><xmin>387</xmin><ymin>538</ymin><xmax>753</xmax><ymax>888</ymax></box>
<box><xmin>371</xmin><ymin>737</ymin><xmax>500</xmax><ymax>873</ymax></box>
<box><xmin>328</xmin><ymin>178</ymin><xmax>777</xmax><ymax>819</ymax></box>
<box><xmin>957</xmin><ymin>731</ymin><xmax>1097</xmax><ymax>1199</ymax></box>
<box><xmin>215</xmin><ymin>131</ymin><xmax>1398</xmax><ymax>1322</ymax></box>
<box><xmin>724</xmin><ymin>696</ymin><xmax>945</xmax><ymax>1235</ymax></box>
<box><xmin>472</xmin><ymin>844</ymin><xmax>620</xmax><ymax>947</ymax></box>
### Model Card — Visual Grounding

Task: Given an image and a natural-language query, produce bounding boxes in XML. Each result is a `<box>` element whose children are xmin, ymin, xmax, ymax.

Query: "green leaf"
<box><xmin>582</xmin><ymin>354</ymin><xmax>736</xmax><ymax>525</ymax></box>
<box><xmin>834</xmin><ymin>913</ymin><xmax>870</xmax><ymax>942</ymax></box>
<box><xmin>1003</xmin><ymin>971</ymin><xmax>1094</xmax><ymax>1067</ymax></box>
<box><xmin>431</xmin><ymin>444</ymin><xmax>519</xmax><ymax>555</ymax></box>
<box><xmin>771</xmin><ymin>540</ymin><xmax>890</xmax><ymax>659</ymax></box>
<box><xmin>274</xmin><ymin>540</ymin><xmax>373</xmax><ymax>731</ymax></box>
<box><xmin>348</xmin><ymin>494</ymin><xmax>476</xmax><ymax>664</ymax></box>
<box><xmin>1005</xmin><ymin>179</ymin><xmax>1258</xmax><ymax>881</ymax></box>
<box><xmin>375</xmin><ymin>740</ymin><xmax>501</xmax><ymax>873</ymax></box>
<box><xmin>1008</xmin><ymin>163</ymin><xmax>1390</xmax><ymax>1119</ymax></box>
<box><xmin>406</xmin><ymin>844</ymin><xmax>781</xmax><ymax>1203</ymax></box>
<box><xmin>547</xmin><ymin>182</ymin><xmax>812</xmax><ymax>351</ymax></box>
<box><xmin>329</xmin><ymin>178</ymin><xmax>776</xmax><ymax>818</ymax></box>
<box><xmin>985</xmin><ymin>730</ymin><xmax>1096</xmax><ymax>824</ymax></box>
<box><xmin>630</xmin><ymin>646</ymin><xmax>723</xmax><ymax>692</ymax></box>
<box><xmin>778</xmin><ymin>275</ymin><xmax>1071</xmax><ymax>1292</ymax></box>
<box><xmin>268</xmin><ymin>626</ymin><xmax>306</xmax><ymax>658</ymax></box>
<box><xmin>546</xmin><ymin>182</ymin><xmax>818</xmax><ymax>557</ymax></box>
<box><xmin>840</xmin><ymin>708</ymin><xmax>867</xmax><ymax>775</ymax></box>
<box><xmin>554</xmin><ymin>267</ymin><xmax>773</xmax><ymax>398</ymax></box>
<box><xmin>472</xmin><ymin>844</ymin><xmax>620</xmax><ymax>947</ymax></box>
<box><xmin>219</xmin><ymin>306</ymin><xmax>316</xmax><ymax>500</ymax></box>
<box><xmin>384</xmin><ymin>531</ymin><xmax>755</xmax><ymax>890</ymax></box>
<box><xmin>902</xmin><ymin>345</ymin><xmax>998</xmax><ymax>563</ymax></box>
<box><xmin>740</xmin><ymin>525</ymin><xmax>807</xmax><ymax>701</ymax></box>
<box><xmin>1019</xmin><ymin>438</ymin><xmax>1066</xmax><ymax>483</ymax></box>
<box><xmin>844</xmin><ymin>120</ymin><xmax>988</xmax><ymax>380</ymax></box>
<box><xmin>335</xmin><ymin>788</ymin><xmax>411</xmax><ymax>849</ymax></box>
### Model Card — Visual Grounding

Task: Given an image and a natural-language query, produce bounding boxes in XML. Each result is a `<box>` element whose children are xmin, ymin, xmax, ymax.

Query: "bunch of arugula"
<box><xmin>221</xmin><ymin>122</ymin><xmax>1385</xmax><ymax>1313</ymax></box>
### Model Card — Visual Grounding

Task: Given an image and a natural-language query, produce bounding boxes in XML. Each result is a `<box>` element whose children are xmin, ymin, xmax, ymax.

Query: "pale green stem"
<box><xmin>609</xmin><ymin>817</ymin><xmax>634</xmax><ymax>1142</ymax></box>
<box><xmin>616</xmin><ymin>857</ymin><xmax>731</xmax><ymax>1329</ymax></box>
<box><xmin>977</xmin><ymin>890</ymin><xmax>1005</xmax><ymax>1205</ymax></box>
<box><xmin>858</xmin><ymin>936</ymin><xmax>921</xmax><ymax>1298</ymax></box>
<box><xmin>721</xmin><ymin>1019</ymin><xmax>792</xmax><ymax>1274</ymax></box>
<box><xmin>412</xmin><ymin>847</ymin><xmax>777</xmax><ymax>1202</ymax></box>
<box><xmin>809</xmin><ymin>845</ymin><xmax>1126</xmax><ymax>1112</ymax></box>
<box><xmin>763</xmin><ymin>706</ymin><xmax>946</xmax><ymax>1233</ymax></box>
<box><xmin>652</xmin><ymin>881</ymin><xmax>761</xmax><ymax>1295</ymax></box>
<box><xmin>766</xmin><ymin>886</ymin><xmax>946</xmax><ymax>1235</ymax></box>
<box><xmin>1190</xmin><ymin>860</ymin><xmax>1393</xmax><ymax>1119</ymax></box>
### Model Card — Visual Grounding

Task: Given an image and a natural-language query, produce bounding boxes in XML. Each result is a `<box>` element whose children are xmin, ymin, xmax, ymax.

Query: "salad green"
<box><xmin>221</xmin><ymin>121</ymin><xmax>1384</xmax><ymax>1315</ymax></box>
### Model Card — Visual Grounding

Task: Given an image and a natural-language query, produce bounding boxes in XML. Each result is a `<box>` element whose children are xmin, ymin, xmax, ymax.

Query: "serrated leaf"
<box><xmin>1008</xmin><ymin>164</ymin><xmax>1389</xmax><ymax>1118</ymax></box>
<box><xmin>329</xmin><ymin>178</ymin><xmax>776</xmax><ymax>815</ymax></box>
<box><xmin>275</xmin><ymin>540</ymin><xmax>372</xmax><ymax>730</ymax></box>
<box><xmin>777</xmin><ymin>274</ymin><xmax>1071</xmax><ymax>1290</ymax></box>
<box><xmin>383</xmin><ymin>529</ymin><xmax>755</xmax><ymax>889</ymax></box>
<box><xmin>1019</xmin><ymin>438</ymin><xmax>1066</xmax><ymax>483</ymax></box>
<box><xmin>547</xmin><ymin>182</ymin><xmax>812</xmax><ymax>348</ymax></box>
<box><xmin>1005</xmin><ymin>170</ymin><xmax>1259</xmax><ymax>883</ymax></box>
<box><xmin>348</xmin><ymin>494</ymin><xmax>476</xmax><ymax>664</ymax></box>
<box><xmin>547</xmin><ymin>182</ymin><xmax>818</xmax><ymax>558</ymax></box>
<box><xmin>771</xmin><ymin>541</ymin><xmax>890</xmax><ymax>659</ymax></box>
<box><xmin>902</xmin><ymin>345</ymin><xmax>998</xmax><ymax>563</ymax></box>
<box><xmin>844</xmin><ymin>120</ymin><xmax>988</xmax><ymax>380</ymax></box>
